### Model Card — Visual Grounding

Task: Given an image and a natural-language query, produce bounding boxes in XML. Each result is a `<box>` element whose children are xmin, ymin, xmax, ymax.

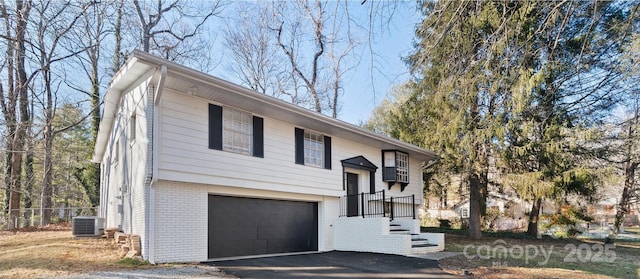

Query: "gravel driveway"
<box><xmin>62</xmin><ymin>264</ymin><xmax>237</xmax><ymax>279</ymax></box>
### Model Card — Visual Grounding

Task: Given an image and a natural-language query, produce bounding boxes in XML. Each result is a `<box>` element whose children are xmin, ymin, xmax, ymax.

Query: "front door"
<box><xmin>346</xmin><ymin>172</ymin><xmax>359</xmax><ymax>217</ymax></box>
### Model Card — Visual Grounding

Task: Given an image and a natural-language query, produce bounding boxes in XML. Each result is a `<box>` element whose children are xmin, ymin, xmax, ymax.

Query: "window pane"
<box><xmin>304</xmin><ymin>131</ymin><xmax>323</xmax><ymax>167</ymax></box>
<box><xmin>396</xmin><ymin>152</ymin><xmax>409</xmax><ymax>183</ymax></box>
<box><xmin>222</xmin><ymin>107</ymin><xmax>252</xmax><ymax>155</ymax></box>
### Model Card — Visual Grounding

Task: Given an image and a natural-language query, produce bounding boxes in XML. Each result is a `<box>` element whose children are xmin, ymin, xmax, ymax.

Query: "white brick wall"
<box><xmin>151</xmin><ymin>180</ymin><xmax>337</xmax><ymax>263</ymax></box>
<box><xmin>334</xmin><ymin>217</ymin><xmax>411</xmax><ymax>255</ymax></box>
<box><xmin>100</xmin><ymin>76</ymin><xmax>153</xmax><ymax>258</ymax></box>
<box><xmin>392</xmin><ymin>218</ymin><xmax>420</xmax><ymax>234</ymax></box>
<box><xmin>417</xmin><ymin>233</ymin><xmax>445</xmax><ymax>252</ymax></box>
<box><xmin>152</xmin><ymin>181</ymin><xmax>208</xmax><ymax>263</ymax></box>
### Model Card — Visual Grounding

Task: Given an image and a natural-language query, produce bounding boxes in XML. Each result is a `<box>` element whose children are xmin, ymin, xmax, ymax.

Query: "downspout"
<box><xmin>147</xmin><ymin>65</ymin><xmax>166</xmax><ymax>264</ymax></box>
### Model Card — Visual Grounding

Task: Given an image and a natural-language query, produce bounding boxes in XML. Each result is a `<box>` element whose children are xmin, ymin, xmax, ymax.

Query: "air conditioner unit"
<box><xmin>72</xmin><ymin>216</ymin><xmax>105</xmax><ymax>237</ymax></box>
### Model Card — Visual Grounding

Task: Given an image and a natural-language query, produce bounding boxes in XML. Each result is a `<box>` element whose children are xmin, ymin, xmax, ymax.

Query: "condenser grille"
<box><xmin>72</xmin><ymin>218</ymin><xmax>96</xmax><ymax>235</ymax></box>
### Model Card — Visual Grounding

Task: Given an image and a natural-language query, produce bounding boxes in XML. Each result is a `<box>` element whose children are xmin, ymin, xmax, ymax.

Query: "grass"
<box><xmin>423</xmin><ymin>227</ymin><xmax>640</xmax><ymax>279</ymax></box>
<box><xmin>2</xmin><ymin>224</ymin><xmax>637</xmax><ymax>278</ymax></box>
<box><xmin>0</xmin><ymin>224</ymin><xmax>155</xmax><ymax>279</ymax></box>
<box><xmin>625</xmin><ymin>227</ymin><xmax>640</xmax><ymax>234</ymax></box>
<box><xmin>117</xmin><ymin>258</ymin><xmax>151</xmax><ymax>267</ymax></box>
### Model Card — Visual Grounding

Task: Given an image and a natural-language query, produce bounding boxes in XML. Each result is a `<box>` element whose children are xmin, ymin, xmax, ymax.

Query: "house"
<box><xmin>449</xmin><ymin>193</ymin><xmax>548</xmax><ymax>231</ymax></box>
<box><xmin>92</xmin><ymin>51</ymin><xmax>443</xmax><ymax>264</ymax></box>
<box><xmin>587</xmin><ymin>197</ymin><xmax>640</xmax><ymax>227</ymax></box>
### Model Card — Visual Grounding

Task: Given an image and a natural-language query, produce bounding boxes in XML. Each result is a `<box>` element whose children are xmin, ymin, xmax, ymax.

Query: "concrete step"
<box><xmin>412</xmin><ymin>243</ymin><xmax>438</xmax><ymax>248</ymax></box>
<box><xmin>390</xmin><ymin>229</ymin><xmax>410</xmax><ymax>234</ymax></box>
<box><xmin>410</xmin><ymin>234</ymin><xmax>422</xmax><ymax>240</ymax></box>
<box><xmin>411</xmin><ymin>239</ymin><xmax>430</xmax><ymax>246</ymax></box>
<box><xmin>411</xmin><ymin>245</ymin><xmax>443</xmax><ymax>254</ymax></box>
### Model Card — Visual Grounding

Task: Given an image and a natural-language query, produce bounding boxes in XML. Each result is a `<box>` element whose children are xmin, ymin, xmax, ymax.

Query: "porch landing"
<box><xmin>333</xmin><ymin>217</ymin><xmax>445</xmax><ymax>256</ymax></box>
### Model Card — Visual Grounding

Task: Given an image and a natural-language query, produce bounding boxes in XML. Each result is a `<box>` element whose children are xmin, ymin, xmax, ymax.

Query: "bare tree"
<box><xmin>274</xmin><ymin>0</ymin><xmax>326</xmax><ymax>114</ymax></box>
<box><xmin>0</xmin><ymin>0</ymin><xmax>31</xmax><ymax>229</ymax></box>
<box><xmin>326</xmin><ymin>1</ymin><xmax>356</xmax><ymax>118</ymax></box>
<box><xmin>64</xmin><ymin>0</ymin><xmax>116</xmax><ymax>208</ymax></box>
<box><xmin>225</xmin><ymin>1</ymin><xmax>360</xmax><ymax>118</ymax></box>
<box><xmin>132</xmin><ymin>0</ymin><xmax>221</xmax><ymax>63</ymax></box>
<box><xmin>223</xmin><ymin>2</ymin><xmax>304</xmax><ymax>105</ymax></box>
<box><xmin>0</xmin><ymin>0</ymin><xmax>18</xmax><ymax>219</ymax></box>
<box><xmin>615</xmin><ymin>107</ymin><xmax>639</xmax><ymax>233</ymax></box>
<box><xmin>30</xmin><ymin>0</ymin><xmax>92</xmax><ymax>225</ymax></box>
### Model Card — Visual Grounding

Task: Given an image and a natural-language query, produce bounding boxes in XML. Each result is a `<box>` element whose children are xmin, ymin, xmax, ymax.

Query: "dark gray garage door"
<box><xmin>208</xmin><ymin>195</ymin><xmax>318</xmax><ymax>258</ymax></box>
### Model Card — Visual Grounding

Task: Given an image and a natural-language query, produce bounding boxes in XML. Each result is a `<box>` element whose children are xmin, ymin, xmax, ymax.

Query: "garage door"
<box><xmin>208</xmin><ymin>195</ymin><xmax>318</xmax><ymax>258</ymax></box>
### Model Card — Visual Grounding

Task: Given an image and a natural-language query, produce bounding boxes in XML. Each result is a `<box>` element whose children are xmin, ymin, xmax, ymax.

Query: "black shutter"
<box><xmin>295</xmin><ymin>128</ymin><xmax>304</xmax><ymax>165</ymax></box>
<box><xmin>323</xmin><ymin>136</ymin><xmax>331</xmax><ymax>170</ymax></box>
<box><xmin>252</xmin><ymin>116</ymin><xmax>264</xmax><ymax>158</ymax></box>
<box><xmin>369</xmin><ymin>172</ymin><xmax>375</xmax><ymax>193</ymax></box>
<box><xmin>209</xmin><ymin>104</ymin><xmax>222</xmax><ymax>150</ymax></box>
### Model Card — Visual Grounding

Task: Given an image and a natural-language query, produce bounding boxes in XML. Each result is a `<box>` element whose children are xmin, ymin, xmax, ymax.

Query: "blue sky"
<box><xmin>208</xmin><ymin>2</ymin><xmax>422</xmax><ymax>125</ymax></box>
<box><xmin>338</xmin><ymin>4</ymin><xmax>421</xmax><ymax>125</ymax></box>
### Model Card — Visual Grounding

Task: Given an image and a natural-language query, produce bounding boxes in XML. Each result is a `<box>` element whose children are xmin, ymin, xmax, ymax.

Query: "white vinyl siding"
<box><xmin>304</xmin><ymin>131</ymin><xmax>324</xmax><ymax>167</ymax></box>
<box><xmin>222</xmin><ymin>107</ymin><xmax>252</xmax><ymax>155</ymax></box>
<box><xmin>157</xmin><ymin>89</ymin><xmax>425</xmax><ymax>202</ymax></box>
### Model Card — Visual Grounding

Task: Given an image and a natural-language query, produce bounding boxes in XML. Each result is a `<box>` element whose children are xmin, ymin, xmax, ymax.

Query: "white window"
<box><xmin>396</xmin><ymin>151</ymin><xmax>409</xmax><ymax>183</ymax></box>
<box><xmin>223</xmin><ymin>107</ymin><xmax>252</xmax><ymax>155</ymax></box>
<box><xmin>304</xmin><ymin>131</ymin><xmax>323</xmax><ymax>167</ymax></box>
<box><xmin>461</xmin><ymin>208</ymin><xmax>469</xmax><ymax>218</ymax></box>
<box><xmin>130</xmin><ymin>114</ymin><xmax>137</xmax><ymax>142</ymax></box>
<box><xmin>114</xmin><ymin>140</ymin><xmax>120</xmax><ymax>164</ymax></box>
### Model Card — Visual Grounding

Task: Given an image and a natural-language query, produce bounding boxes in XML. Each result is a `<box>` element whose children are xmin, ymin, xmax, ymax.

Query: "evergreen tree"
<box><xmin>384</xmin><ymin>0</ymin><xmax>638</xmax><ymax>238</ymax></box>
<box><xmin>404</xmin><ymin>0</ymin><xmax>514</xmax><ymax>239</ymax></box>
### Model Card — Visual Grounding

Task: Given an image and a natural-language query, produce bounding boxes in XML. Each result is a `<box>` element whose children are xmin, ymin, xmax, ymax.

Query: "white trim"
<box><xmin>154</xmin><ymin>65</ymin><xmax>167</xmax><ymax>105</ymax></box>
<box><xmin>94</xmin><ymin>51</ymin><xmax>438</xmax><ymax>164</ymax></box>
<box><xmin>206</xmin><ymin>251</ymin><xmax>322</xmax><ymax>262</ymax></box>
<box><xmin>148</xmin><ymin>181</ymin><xmax>156</xmax><ymax>264</ymax></box>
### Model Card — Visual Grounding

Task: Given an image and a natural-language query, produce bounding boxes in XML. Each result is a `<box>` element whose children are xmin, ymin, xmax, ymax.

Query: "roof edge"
<box><xmin>130</xmin><ymin>51</ymin><xmax>439</xmax><ymax>161</ymax></box>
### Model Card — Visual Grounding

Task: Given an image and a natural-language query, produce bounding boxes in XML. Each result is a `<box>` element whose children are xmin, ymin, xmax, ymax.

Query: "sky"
<box><xmin>335</xmin><ymin>4</ymin><xmax>422</xmax><ymax>125</ymax></box>
<box><xmin>208</xmin><ymin>2</ymin><xmax>422</xmax><ymax>126</ymax></box>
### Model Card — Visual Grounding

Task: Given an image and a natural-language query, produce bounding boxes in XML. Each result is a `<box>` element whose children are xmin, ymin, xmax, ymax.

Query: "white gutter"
<box><xmin>147</xmin><ymin>65</ymin><xmax>166</xmax><ymax>264</ymax></box>
<box><xmin>92</xmin><ymin>57</ymin><xmax>141</xmax><ymax>163</ymax></box>
<box><xmin>129</xmin><ymin>50</ymin><xmax>438</xmax><ymax>161</ymax></box>
<box><xmin>154</xmin><ymin>65</ymin><xmax>167</xmax><ymax>105</ymax></box>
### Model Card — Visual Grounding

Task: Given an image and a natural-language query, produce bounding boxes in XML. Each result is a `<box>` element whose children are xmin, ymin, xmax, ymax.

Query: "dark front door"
<box><xmin>346</xmin><ymin>172</ymin><xmax>359</xmax><ymax>217</ymax></box>
<box><xmin>208</xmin><ymin>195</ymin><xmax>318</xmax><ymax>259</ymax></box>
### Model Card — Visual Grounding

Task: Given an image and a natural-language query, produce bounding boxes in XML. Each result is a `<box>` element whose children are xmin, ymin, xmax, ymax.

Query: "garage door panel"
<box><xmin>211</xmin><ymin>226</ymin><xmax>257</xmax><ymax>241</ymax></box>
<box><xmin>208</xmin><ymin>195</ymin><xmax>318</xmax><ymax>258</ymax></box>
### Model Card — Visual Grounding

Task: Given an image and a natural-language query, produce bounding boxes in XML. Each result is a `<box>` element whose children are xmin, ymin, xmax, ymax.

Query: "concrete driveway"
<box><xmin>206</xmin><ymin>251</ymin><xmax>463</xmax><ymax>278</ymax></box>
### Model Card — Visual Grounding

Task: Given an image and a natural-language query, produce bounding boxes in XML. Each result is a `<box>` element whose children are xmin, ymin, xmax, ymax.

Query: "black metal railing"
<box><xmin>387</xmin><ymin>195</ymin><xmax>416</xmax><ymax>220</ymax></box>
<box><xmin>339</xmin><ymin>190</ymin><xmax>415</xmax><ymax>220</ymax></box>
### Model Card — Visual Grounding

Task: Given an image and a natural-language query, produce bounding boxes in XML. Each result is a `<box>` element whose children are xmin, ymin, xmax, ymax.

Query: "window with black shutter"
<box><xmin>209</xmin><ymin>103</ymin><xmax>263</xmax><ymax>158</ymax></box>
<box><xmin>295</xmin><ymin>128</ymin><xmax>331</xmax><ymax>170</ymax></box>
<box><xmin>382</xmin><ymin>150</ymin><xmax>409</xmax><ymax>191</ymax></box>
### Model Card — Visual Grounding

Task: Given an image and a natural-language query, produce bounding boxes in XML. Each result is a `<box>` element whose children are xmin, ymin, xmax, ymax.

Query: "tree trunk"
<box><xmin>615</xmin><ymin>161</ymin><xmax>637</xmax><ymax>234</ymax></box>
<box><xmin>41</xmin><ymin>121</ymin><xmax>54</xmax><ymax>225</ymax></box>
<box><xmin>527</xmin><ymin>197</ymin><xmax>542</xmax><ymax>237</ymax></box>
<box><xmin>1</xmin><ymin>0</ymin><xmax>16</xmax><ymax>222</ymax></box>
<box><xmin>468</xmin><ymin>172</ymin><xmax>482</xmax><ymax>240</ymax></box>
<box><xmin>3</xmin><ymin>148</ymin><xmax>12</xmax><ymax>214</ymax></box>
<box><xmin>23</xmin><ymin>136</ymin><xmax>34</xmax><ymax>227</ymax></box>
<box><xmin>87</xmin><ymin>32</ymin><xmax>101</xmax><ymax>207</ymax></box>
<box><xmin>8</xmin><ymin>0</ymin><xmax>31</xmax><ymax>230</ymax></box>
<box><xmin>112</xmin><ymin>0</ymin><xmax>122</xmax><ymax>74</ymax></box>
